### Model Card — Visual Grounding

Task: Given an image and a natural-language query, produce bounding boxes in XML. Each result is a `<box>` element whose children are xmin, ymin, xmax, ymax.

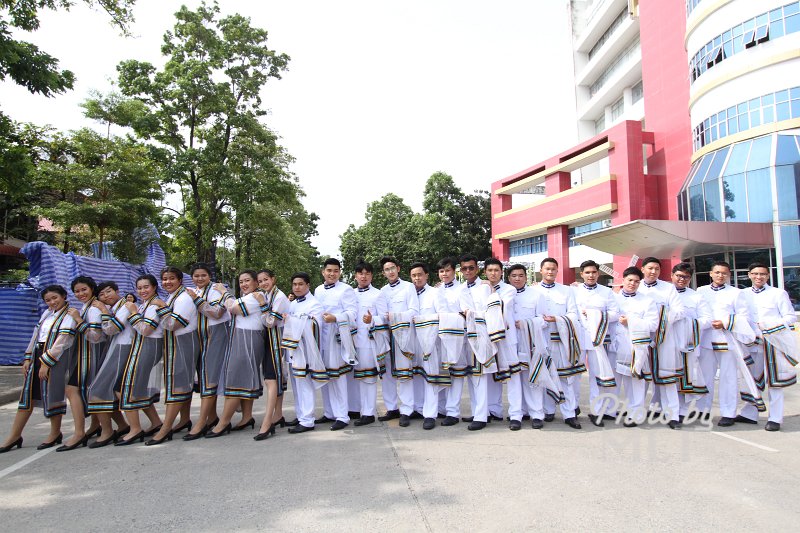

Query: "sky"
<box><xmin>1</xmin><ymin>0</ymin><xmax>579</xmax><ymax>257</ymax></box>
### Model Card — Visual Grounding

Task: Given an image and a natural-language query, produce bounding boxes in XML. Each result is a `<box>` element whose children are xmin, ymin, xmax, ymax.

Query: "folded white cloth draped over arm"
<box><xmin>282</xmin><ymin>314</ymin><xmax>328</xmax><ymax>390</ymax></box>
<box><xmin>585</xmin><ymin>309</ymin><xmax>615</xmax><ymax>387</ymax></box>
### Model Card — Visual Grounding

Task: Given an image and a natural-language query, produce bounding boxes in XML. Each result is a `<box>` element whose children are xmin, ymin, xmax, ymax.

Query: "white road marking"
<box><xmin>0</xmin><ymin>448</ymin><xmax>55</xmax><ymax>480</ymax></box>
<box><xmin>710</xmin><ymin>431</ymin><xmax>778</xmax><ymax>452</ymax></box>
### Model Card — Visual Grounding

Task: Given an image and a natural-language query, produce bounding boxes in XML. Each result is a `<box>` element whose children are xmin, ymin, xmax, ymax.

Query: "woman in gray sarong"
<box><xmin>206</xmin><ymin>270</ymin><xmax>265</xmax><ymax>438</ymax></box>
<box><xmin>182</xmin><ymin>263</ymin><xmax>231</xmax><ymax>440</ymax></box>
<box><xmin>0</xmin><ymin>285</ymin><xmax>76</xmax><ymax>453</ymax></box>
<box><xmin>115</xmin><ymin>274</ymin><xmax>165</xmax><ymax>445</ymax></box>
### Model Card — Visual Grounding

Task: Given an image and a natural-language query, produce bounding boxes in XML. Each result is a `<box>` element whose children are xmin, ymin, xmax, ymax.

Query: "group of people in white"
<box><xmin>0</xmin><ymin>253</ymin><xmax>796</xmax><ymax>454</ymax></box>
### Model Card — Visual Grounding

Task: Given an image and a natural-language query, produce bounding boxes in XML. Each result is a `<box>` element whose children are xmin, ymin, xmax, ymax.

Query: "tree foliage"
<box><xmin>340</xmin><ymin>173</ymin><xmax>491</xmax><ymax>285</ymax></box>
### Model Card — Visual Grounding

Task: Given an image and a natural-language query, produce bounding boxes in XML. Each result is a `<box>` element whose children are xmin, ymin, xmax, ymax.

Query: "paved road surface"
<box><xmin>0</xmin><ymin>377</ymin><xmax>798</xmax><ymax>532</ymax></box>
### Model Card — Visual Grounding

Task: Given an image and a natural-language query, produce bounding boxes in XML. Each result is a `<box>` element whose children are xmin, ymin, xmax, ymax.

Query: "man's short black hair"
<box><xmin>623</xmin><ymin>266</ymin><xmax>643</xmax><ymax>280</ymax></box>
<box><xmin>483</xmin><ymin>257</ymin><xmax>503</xmax><ymax>270</ymax></box>
<box><xmin>380</xmin><ymin>256</ymin><xmax>399</xmax><ymax>269</ymax></box>
<box><xmin>459</xmin><ymin>254</ymin><xmax>478</xmax><ymax>265</ymax></box>
<box><xmin>409</xmin><ymin>262</ymin><xmax>429</xmax><ymax>274</ymax></box>
<box><xmin>508</xmin><ymin>264</ymin><xmax>527</xmax><ymax>276</ymax></box>
<box><xmin>711</xmin><ymin>260</ymin><xmax>731</xmax><ymax>271</ymax></box>
<box><xmin>437</xmin><ymin>257</ymin><xmax>457</xmax><ymax>271</ymax></box>
<box><xmin>580</xmin><ymin>260</ymin><xmax>599</xmax><ymax>271</ymax></box>
<box><xmin>540</xmin><ymin>257</ymin><xmax>558</xmax><ymax>268</ymax></box>
<box><xmin>641</xmin><ymin>257</ymin><xmax>661</xmax><ymax>268</ymax></box>
<box><xmin>747</xmin><ymin>262</ymin><xmax>769</xmax><ymax>272</ymax></box>
<box><xmin>97</xmin><ymin>281</ymin><xmax>119</xmax><ymax>293</ymax></box>
<box><xmin>323</xmin><ymin>258</ymin><xmax>342</xmax><ymax>269</ymax></box>
<box><xmin>291</xmin><ymin>272</ymin><xmax>311</xmax><ymax>284</ymax></box>
<box><xmin>672</xmin><ymin>262</ymin><xmax>694</xmax><ymax>275</ymax></box>
<box><xmin>354</xmin><ymin>259</ymin><xmax>373</xmax><ymax>274</ymax></box>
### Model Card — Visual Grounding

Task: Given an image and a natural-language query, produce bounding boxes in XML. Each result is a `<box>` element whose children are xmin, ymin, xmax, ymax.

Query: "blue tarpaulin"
<box><xmin>0</xmin><ymin>240</ymin><xmax>181</xmax><ymax>365</ymax></box>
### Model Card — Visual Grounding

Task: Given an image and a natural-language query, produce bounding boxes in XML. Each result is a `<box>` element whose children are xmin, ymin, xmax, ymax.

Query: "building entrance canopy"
<box><xmin>572</xmin><ymin>219</ymin><xmax>774</xmax><ymax>258</ymax></box>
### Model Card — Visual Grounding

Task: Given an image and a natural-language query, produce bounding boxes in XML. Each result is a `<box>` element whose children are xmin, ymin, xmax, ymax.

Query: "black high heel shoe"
<box><xmin>254</xmin><ymin>426</ymin><xmax>276</xmax><ymax>441</ymax></box>
<box><xmin>205</xmin><ymin>423</ymin><xmax>232</xmax><ymax>438</ymax></box>
<box><xmin>143</xmin><ymin>424</ymin><xmax>162</xmax><ymax>438</ymax></box>
<box><xmin>182</xmin><ymin>428</ymin><xmax>206</xmax><ymax>441</ymax></box>
<box><xmin>232</xmin><ymin>418</ymin><xmax>255</xmax><ymax>431</ymax></box>
<box><xmin>0</xmin><ymin>437</ymin><xmax>23</xmax><ymax>453</ymax></box>
<box><xmin>145</xmin><ymin>430</ymin><xmax>174</xmax><ymax>446</ymax></box>
<box><xmin>173</xmin><ymin>420</ymin><xmax>192</xmax><ymax>433</ymax></box>
<box><xmin>56</xmin><ymin>434</ymin><xmax>89</xmax><ymax>452</ymax></box>
<box><xmin>115</xmin><ymin>425</ymin><xmax>131</xmax><ymax>437</ymax></box>
<box><xmin>36</xmin><ymin>433</ymin><xmax>62</xmax><ymax>450</ymax></box>
<box><xmin>86</xmin><ymin>426</ymin><xmax>102</xmax><ymax>439</ymax></box>
<box><xmin>270</xmin><ymin>417</ymin><xmax>287</xmax><ymax>430</ymax></box>
<box><xmin>114</xmin><ymin>430</ymin><xmax>145</xmax><ymax>446</ymax></box>
<box><xmin>88</xmin><ymin>433</ymin><xmax>117</xmax><ymax>449</ymax></box>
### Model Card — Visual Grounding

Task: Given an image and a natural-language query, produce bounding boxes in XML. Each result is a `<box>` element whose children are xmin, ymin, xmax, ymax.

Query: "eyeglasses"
<box><xmin>750</xmin><ymin>272</ymin><xmax>769</xmax><ymax>277</ymax></box>
<box><xmin>461</xmin><ymin>265</ymin><xmax>477</xmax><ymax>271</ymax></box>
<box><xmin>673</xmin><ymin>274</ymin><xmax>691</xmax><ymax>280</ymax></box>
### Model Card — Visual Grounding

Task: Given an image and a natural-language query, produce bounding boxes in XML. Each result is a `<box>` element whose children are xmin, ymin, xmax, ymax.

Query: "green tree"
<box><xmin>109</xmin><ymin>1</ymin><xmax>291</xmax><ymax>266</ymax></box>
<box><xmin>34</xmin><ymin>128</ymin><xmax>162</xmax><ymax>260</ymax></box>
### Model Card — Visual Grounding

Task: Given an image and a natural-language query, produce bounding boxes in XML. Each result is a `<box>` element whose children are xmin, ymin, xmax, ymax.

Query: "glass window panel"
<box><xmin>723</xmin><ymin>173</ymin><xmax>747</xmax><ymax>221</ymax></box>
<box><xmin>742</xmin><ymin>29</ymin><xmax>756</xmax><ymax>46</ymax></box>
<box><xmin>763</xmin><ymin>106</ymin><xmax>775</xmax><ymax>123</ymax></box>
<box><xmin>787</xmin><ymin>3</ymin><xmax>800</xmax><ymax>16</ymax></box>
<box><xmin>724</xmin><ymin>141</ymin><xmax>751</xmax><ymax>175</ymax></box>
<box><xmin>777</xmin><ymin>101</ymin><xmax>791</xmax><ymax>120</ymax></box>
<box><xmin>782</xmin><ymin>268</ymin><xmax>800</xmax><ymax>310</ymax></box>
<box><xmin>704</xmin><ymin>179</ymin><xmax>722</xmax><ymax>221</ymax></box>
<box><xmin>777</xmin><ymin>165</ymin><xmax>800</xmax><ymax>220</ymax></box>
<box><xmin>704</xmin><ymin>145</ymin><xmax>730</xmax><ymax>181</ymax></box>
<box><xmin>678</xmin><ymin>191</ymin><xmax>686</xmax><ymax>220</ymax></box>
<box><xmin>776</xmin><ymin>135</ymin><xmax>800</xmax><ymax>166</ymax></box>
<box><xmin>771</xmin><ymin>18</ymin><xmax>785</xmax><ymax>38</ymax></box>
<box><xmin>756</xmin><ymin>13</ymin><xmax>768</xmax><ymax>26</ymax></box>
<box><xmin>727</xmin><ymin>105</ymin><xmax>737</xmax><ymax>116</ymax></box>
<box><xmin>750</xmin><ymin>110</ymin><xmax>761</xmax><ymax>127</ymax></box>
<box><xmin>791</xmin><ymin>87</ymin><xmax>800</xmax><ymax>99</ymax></box>
<box><xmin>792</xmin><ymin>99</ymin><xmax>800</xmax><ymax>118</ymax></box>
<box><xmin>719</xmin><ymin>121</ymin><xmax>727</xmax><ymax>137</ymax></box>
<box><xmin>695</xmin><ymin>253</ymin><xmax>726</xmax><ymax>273</ymax></box>
<box><xmin>733</xmin><ymin>24</ymin><xmax>743</xmax><ymax>37</ymax></box>
<box><xmin>728</xmin><ymin>117</ymin><xmax>738</xmax><ymax>134</ymax></box>
<box><xmin>689</xmin><ymin>184</ymin><xmax>705</xmax><ymax>220</ymax></box>
<box><xmin>763</xmin><ymin>93</ymin><xmax>774</xmax><ymax>106</ymax></box>
<box><xmin>718</xmin><ymin>109</ymin><xmax>727</xmax><ymax>121</ymax></box>
<box><xmin>783</xmin><ymin>225</ymin><xmax>800</xmax><ymax>265</ymax></box>
<box><xmin>770</xmin><ymin>8</ymin><xmax>783</xmax><ymax>21</ymax></box>
<box><xmin>738</xmin><ymin>114</ymin><xmax>749</xmax><ymax>132</ymax></box>
<box><xmin>776</xmin><ymin>90</ymin><xmax>790</xmax><ymax>103</ymax></box>
<box><xmin>734</xmin><ymin>249</ymin><xmax>772</xmax><ymax>270</ymax></box>
<box><xmin>749</xmin><ymin>98</ymin><xmax>760</xmax><ymax>110</ymax></box>
<box><xmin>690</xmin><ymin>153</ymin><xmax>714</xmax><ymax>186</ymax></box>
<box><xmin>747</xmin><ymin>135</ymin><xmax>772</xmax><ymax>170</ymax></box>
<box><xmin>747</xmin><ymin>167</ymin><xmax>773</xmax><ymax>222</ymax></box>
<box><xmin>786</xmin><ymin>13</ymin><xmax>800</xmax><ymax>34</ymax></box>
<box><xmin>743</xmin><ymin>18</ymin><xmax>756</xmax><ymax>32</ymax></box>
<box><xmin>737</xmin><ymin>102</ymin><xmax>748</xmax><ymax>114</ymax></box>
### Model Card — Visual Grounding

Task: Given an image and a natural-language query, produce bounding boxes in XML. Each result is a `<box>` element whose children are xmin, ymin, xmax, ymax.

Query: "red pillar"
<box><xmin>491</xmin><ymin>184</ymin><xmax>513</xmax><ymax>260</ymax></box>
<box><xmin>547</xmin><ymin>225</ymin><xmax>574</xmax><ymax>284</ymax></box>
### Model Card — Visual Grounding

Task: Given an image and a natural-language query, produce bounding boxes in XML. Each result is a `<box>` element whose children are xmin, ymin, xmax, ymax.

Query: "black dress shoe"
<box><xmin>88</xmin><ymin>434</ymin><xmax>117</xmax><ymax>448</ymax></box>
<box><xmin>575</xmin><ymin>407</ymin><xmax>581</xmax><ymax>416</ymax></box>
<box><xmin>173</xmin><ymin>419</ymin><xmax>192</xmax><ymax>433</ymax></box>
<box><xmin>437</xmin><ymin>413</ymin><xmax>446</xmax><ymax>419</ymax></box>
<box><xmin>330</xmin><ymin>420</ymin><xmax>348</xmax><ymax>431</ymax></box>
<box><xmin>544</xmin><ymin>414</ymin><xmax>555</xmax><ymax>423</ymax></box>
<box><xmin>531</xmin><ymin>419</ymin><xmax>544</xmax><ymax>430</ymax></box>
<box><xmin>410</xmin><ymin>411</ymin><xmax>424</xmax><ymax>420</ymax></box>
<box><xmin>734</xmin><ymin>415</ymin><xmax>758</xmax><ymax>425</ymax></box>
<box><xmin>461</xmin><ymin>416</ymin><xmax>474</xmax><ymax>423</ymax></box>
<box><xmin>115</xmin><ymin>430</ymin><xmax>146</xmax><ymax>445</ymax></box>
<box><xmin>288</xmin><ymin>424</ymin><xmax>315</xmax><ymax>434</ymax></box>
<box><xmin>623</xmin><ymin>420</ymin><xmax>638</xmax><ymax>428</ymax></box>
<box><xmin>588</xmin><ymin>414</ymin><xmax>604</xmax><ymax>427</ymax></box>
<box><xmin>145</xmin><ymin>430</ymin><xmax>174</xmax><ymax>446</ymax></box>
<box><xmin>765</xmin><ymin>421</ymin><xmax>781</xmax><ymax>432</ymax></box>
<box><xmin>602</xmin><ymin>414</ymin><xmax>616</xmax><ymax>421</ymax></box>
<box><xmin>509</xmin><ymin>420</ymin><xmax>522</xmax><ymax>431</ymax></box>
<box><xmin>86</xmin><ymin>427</ymin><xmax>102</xmax><ymax>439</ymax></box>
<box><xmin>423</xmin><ymin>418</ymin><xmax>436</xmax><ymax>430</ymax></box>
<box><xmin>354</xmin><ymin>415</ymin><xmax>375</xmax><ymax>427</ymax></box>
<box><xmin>205</xmin><ymin>423</ymin><xmax>232</xmax><ymax>438</ymax></box>
<box><xmin>232</xmin><ymin>418</ymin><xmax>255</xmax><ymax>431</ymax></box>
<box><xmin>718</xmin><ymin>417</ymin><xmax>735</xmax><ymax>427</ymax></box>
<box><xmin>468</xmin><ymin>421</ymin><xmax>487</xmax><ymax>431</ymax></box>
<box><xmin>378</xmin><ymin>410</ymin><xmax>400</xmax><ymax>422</ymax></box>
<box><xmin>564</xmin><ymin>417</ymin><xmax>582</xmax><ymax>429</ymax></box>
<box><xmin>347</xmin><ymin>411</ymin><xmax>361</xmax><ymax>420</ymax></box>
<box><xmin>254</xmin><ymin>426</ymin><xmax>276</xmax><ymax>441</ymax></box>
<box><xmin>0</xmin><ymin>437</ymin><xmax>23</xmax><ymax>453</ymax></box>
<box><xmin>182</xmin><ymin>430</ymin><xmax>206</xmax><ymax>441</ymax></box>
<box><xmin>488</xmin><ymin>414</ymin><xmax>503</xmax><ymax>422</ymax></box>
<box><xmin>668</xmin><ymin>420</ymin><xmax>682</xmax><ymax>430</ymax></box>
<box><xmin>56</xmin><ymin>434</ymin><xmax>89</xmax><ymax>452</ymax></box>
<box><xmin>522</xmin><ymin>414</ymin><xmax>531</xmax><ymax>421</ymax></box>
<box><xmin>398</xmin><ymin>415</ymin><xmax>411</xmax><ymax>427</ymax></box>
<box><xmin>37</xmin><ymin>433</ymin><xmax>63</xmax><ymax>450</ymax></box>
<box><xmin>679</xmin><ymin>415</ymin><xmax>685</xmax><ymax>423</ymax></box>
<box><xmin>285</xmin><ymin>418</ymin><xmax>300</xmax><ymax>427</ymax></box>
<box><xmin>314</xmin><ymin>415</ymin><xmax>334</xmax><ymax>424</ymax></box>
<box><xmin>441</xmin><ymin>416</ymin><xmax>459</xmax><ymax>426</ymax></box>
<box><xmin>143</xmin><ymin>424</ymin><xmax>163</xmax><ymax>438</ymax></box>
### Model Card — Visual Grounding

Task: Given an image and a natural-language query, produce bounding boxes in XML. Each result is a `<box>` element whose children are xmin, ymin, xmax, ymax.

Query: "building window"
<box><xmin>587</xmin><ymin>9</ymin><xmax>628</xmax><ymax>61</ymax></box>
<box><xmin>594</xmin><ymin>114</ymin><xmax>606</xmax><ymax>134</ymax></box>
<box><xmin>509</xmin><ymin>235</ymin><xmax>547</xmax><ymax>257</ymax></box>
<box><xmin>686</xmin><ymin>0</ymin><xmax>704</xmax><ymax>18</ymax></box>
<box><xmin>631</xmin><ymin>80</ymin><xmax>643</xmax><ymax>103</ymax></box>
<box><xmin>689</xmin><ymin>2</ymin><xmax>799</xmax><ymax>85</ymax></box>
<box><xmin>589</xmin><ymin>37</ymin><xmax>640</xmax><ymax>97</ymax></box>
<box><xmin>610</xmin><ymin>97</ymin><xmax>625</xmax><ymax>121</ymax></box>
<box><xmin>568</xmin><ymin>219</ymin><xmax>612</xmax><ymax>247</ymax></box>
<box><xmin>692</xmin><ymin>86</ymin><xmax>800</xmax><ymax>151</ymax></box>
<box><xmin>680</xmin><ymin>133</ymin><xmax>800</xmax><ymax>224</ymax></box>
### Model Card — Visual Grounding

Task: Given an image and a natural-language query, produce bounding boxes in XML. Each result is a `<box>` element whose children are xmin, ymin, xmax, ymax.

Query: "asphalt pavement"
<box><xmin>0</xmin><ymin>376</ymin><xmax>798</xmax><ymax>532</ymax></box>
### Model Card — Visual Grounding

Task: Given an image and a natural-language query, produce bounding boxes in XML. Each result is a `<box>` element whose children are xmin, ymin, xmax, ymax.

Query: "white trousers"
<box><xmin>423</xmin><ymin>383</ymin><xmax>441</xmax><ymax>419</ymax></box>
<box><xmin>346</xmin><ymin>371</ymin><xmax>361</xmax><ymax>413</ymax></box>
<box><xmin>655</xmin><ymin>383</ymin><xmax>679</xmax><ymax>421</ymax></box>
<box><xmin>413</xmin><ymin>374</ymin><xmax>425</xmax><ymax>413</ymax></box>
<box><xmin>694</xmin><ymin>349</ymin><xmax>718</xmax><ymax>414</ymax></box>
<box><xmin>488</xmin><ymin>377</ymin><xmax>503</xmax><ymax>418</ymax></box>
<box><xmin>542</xmin><ymin>376</ymin><xmax>578</xmax><ymax>418</ymax></box>
<box><xmin>359</xmin><ymin>379</ymin><xmax>377</xmax><ymax>417</ymax></box>
<box><xmin>321</xmin><ymin>377</ymin><xmax>350</xmax><ymax>423</ymax></box>
<box><xmin>698</xmin><ymin>349</ymin><xmax>738</xmax><ymax>417</ymax></box>
<box><xmin>741</xmin><ymin>387</ymin><xmax>785</xmax><ymax>423</ymax></box>
<box><xmin>506</xmin><ymin>373</ymin><xmax>524</xmax><ymax>421</ymax></box>
<box><xmin>572</xmin><ymin>373</ymin><xmax>582</xmax><ymax>411</ymax></box>
<box><xmin>445</xmin><ymin>376</ymin><xmax>465</xmax><ymax>417</ymax></box>
<box><xmin>470</xmin><ymin>374</ymin><xmax>490</xmax><ymax>422</ymax></box>
<box><xmin>620</xmin><ymin>374</ymin><xmax>646</xmax><ymax>417</ymax></box>
<box><xmin>382</xmin><ymin>355</ymin><xmax>398</xmax><ymax>411</ymax></box>
<box><xmin>588</xmin><ymin>353</ymin><xmax>619</xmax><ymax>417</ymax></box>
<box><xmin>294</xmin><ymin>377</ymin><xmax>316</xmax><ymax>428</ymax></box>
